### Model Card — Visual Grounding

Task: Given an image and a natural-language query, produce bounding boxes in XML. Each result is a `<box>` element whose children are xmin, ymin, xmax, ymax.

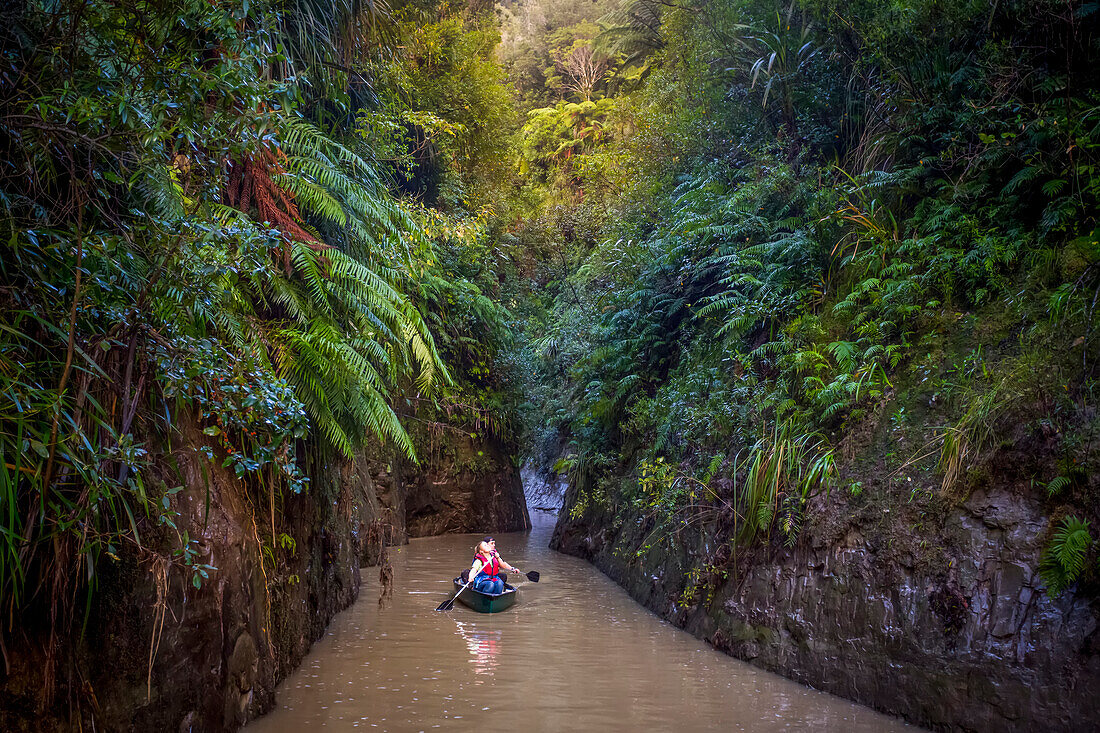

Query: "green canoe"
<box><xmin>452</xmin><ymin>578</ymin><xmax>517</xmax><ymax>613</ymax></box>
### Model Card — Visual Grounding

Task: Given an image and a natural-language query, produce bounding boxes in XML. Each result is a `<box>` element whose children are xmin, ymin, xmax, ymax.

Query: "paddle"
<box><xmin>436</xmin><ymin>578</ymin><xmax>472</xmax><ymax>612</ymax></box>
<box><xmin>435</xmin><ymin>570</ymin><xmax>540</xmax><ymax>612</ymax></box>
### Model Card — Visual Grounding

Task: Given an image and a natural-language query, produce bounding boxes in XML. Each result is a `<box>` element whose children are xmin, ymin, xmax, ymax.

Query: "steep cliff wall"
<box><xmin>397</xmin><ymin>428</ymin><xmax>529</xmax><ymax>537</ymax></box>
<box><xmin>1</xmin><ymin>419</ymin><xmax>402</xmax><ymax>732</ymax></box>
<box><xmin>553</xmin><ymin>476</ymin><xmax>1100</xmax><ymax>731</ymax></box>
<box><xmin>1</xmin><ymin>415</ymin><xmax>526</xmax><ymax>732</ymax></box>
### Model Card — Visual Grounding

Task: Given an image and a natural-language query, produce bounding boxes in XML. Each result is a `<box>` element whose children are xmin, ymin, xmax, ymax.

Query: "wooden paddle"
<box><xmin>435</xmin><ymin>570</ymin><xmax>540</xmax><ymax>612</ymax></box>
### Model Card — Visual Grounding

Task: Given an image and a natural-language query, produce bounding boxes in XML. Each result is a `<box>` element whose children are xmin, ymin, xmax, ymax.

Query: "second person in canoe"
<box><xmin>467</xmin><ymin>537</ymin><xmax>522</xmax><ymax>595</ymax></box>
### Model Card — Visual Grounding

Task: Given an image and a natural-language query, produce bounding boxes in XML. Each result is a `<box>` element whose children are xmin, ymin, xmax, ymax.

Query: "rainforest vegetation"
<box><xmin>1</xmin><ymin>0</ymin><xmax>1099</xmax><ymax>718</ymax></box>
<box><xmin>0</xmin><ymin>0</ymin><xmax>522</xmax><ymax>691</ymax></box>
<box><xmin>511</xmin><ymin>0</ymin><xmax>1100</xmax><ymax>605</ymax></box>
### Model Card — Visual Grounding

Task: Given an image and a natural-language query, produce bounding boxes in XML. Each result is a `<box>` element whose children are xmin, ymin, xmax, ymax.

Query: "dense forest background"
<box><xmin>510</xmin><ymin>0</ymin><xmax>1100</xmax><ymax>605</ymax></box>
<box><xmin>2</xmin><ymin>0</ymin><xmax>1099</xmax><ymax>717</ymax></box>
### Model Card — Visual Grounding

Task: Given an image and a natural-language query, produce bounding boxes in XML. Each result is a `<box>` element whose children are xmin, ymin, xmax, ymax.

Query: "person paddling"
<box><xmin>467</xmin><ymin>537</ymin><xmax>521</xmax><ymax>595</ymax></box>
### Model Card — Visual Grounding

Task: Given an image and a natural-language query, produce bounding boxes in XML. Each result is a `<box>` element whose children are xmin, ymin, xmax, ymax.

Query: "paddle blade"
<box><xmin>437</xmin><ymin>580</ymin><xmax>471</xmax><ymax>611</ymax></box>
<box><xmin>526</xmin><ymin>570</ymin><xmax>540</xmax><ymax>583</ymax></box>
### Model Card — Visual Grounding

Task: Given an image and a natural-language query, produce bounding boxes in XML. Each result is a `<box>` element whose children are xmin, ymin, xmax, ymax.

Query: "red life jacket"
<box><xmin>473</xmin><ymin>551</ymin><xmax>501</xmax><ymax>578</ymax></box>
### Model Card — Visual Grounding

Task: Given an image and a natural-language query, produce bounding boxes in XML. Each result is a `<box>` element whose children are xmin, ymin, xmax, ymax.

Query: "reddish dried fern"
<box><xmin>225</xmin><ymin>144</ymin><xmax>331</xmax><ymax>272</ymax></box>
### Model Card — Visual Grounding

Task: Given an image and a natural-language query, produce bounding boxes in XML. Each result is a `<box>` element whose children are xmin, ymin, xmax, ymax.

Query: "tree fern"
<box><xmin>213</xmin><ymin>113</ymin><xmax>454</xmax><ymax>459</ymax></box>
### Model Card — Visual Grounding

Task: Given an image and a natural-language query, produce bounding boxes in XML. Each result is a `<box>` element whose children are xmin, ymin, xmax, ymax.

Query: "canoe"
<box><xmin>452</xmin><ymin>578</ymin><xmax>517</xmax><ymax>613</ymax></box>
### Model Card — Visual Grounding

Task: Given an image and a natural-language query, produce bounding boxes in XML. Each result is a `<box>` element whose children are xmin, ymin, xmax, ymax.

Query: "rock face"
<box><xmin>402</xmin><ymin>432</ymin><xmax>529</xmax><ymax>537</ymax></box>
<box><xmin>520</xmin><ymin>462</ymin><xmax>567</xmax><ymax>513</ymax></box>
<box><xmin>552</xmin><ymin>485</ymin><xmax>1100</xmax><ymax>731</ymax></box>
<box><xmin>0</xmin><ymin>423</ymin><xmax>397</xmax><ymax>733</ymax></box>
<box><xmin>0</xmin><ymin>416</ymin><xmax>526</xmax><ymax>732</ymax></box>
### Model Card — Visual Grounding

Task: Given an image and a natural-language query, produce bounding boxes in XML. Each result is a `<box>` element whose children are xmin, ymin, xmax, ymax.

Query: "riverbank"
<box><xmin>552</xmin><ymin>477</ymin><xmax>1100</xmax><ymax>730</ymax></box>
<box><xmin>0</xmin><ymin>417</ymin><xmax>527</xmax><ymax>732</ymax></box>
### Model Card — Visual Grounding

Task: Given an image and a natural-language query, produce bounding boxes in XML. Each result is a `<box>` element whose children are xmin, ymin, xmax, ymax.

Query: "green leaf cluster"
<box><xmin>521</xmin><ymin>0</ymin><xmax>1100</xmax><ymax>556</ymax></box>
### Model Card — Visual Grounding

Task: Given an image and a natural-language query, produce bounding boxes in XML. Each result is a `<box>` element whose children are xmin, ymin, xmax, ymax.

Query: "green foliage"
<box><xmin>737</xmin><ymin>422</ymin><xmax>836</xmax><ymax>546</ymax></box>
<box><xmin>520</xmin><ymin>0</ymin><xmax>1100</xmax><ymax>563</ymax></box>
<box><xmin>160</xmin><ymin>336</ymin><xmax>311</xmax><ymax>493</ymax></box>
<box><xmin>0</xmin><ymin>0</ymin><xmax>485</xmax><ymax>682</ymax></box>
<box><xmin>1</xmin><ymin>0</ymin><xmax>283</xmax><ymax>628</ymax></box>
<box><xmin>518</xmin><ymin>99</ymin><xmax>618</xmax><ymax>180</ymax></box>
<box><xmin>277</xmin><ymin>0</ymin><xmax>396</xmax><ymax>85</ymax></box>
<box><xmin>936</xmin><ymin>377</ymin><xmax>1014</xmax><ymax>493</ymax></box>
<box><xmin>615</xmin><ymin>418</ymin><xmax>835</xmax><ymax>559</ymax></box>
<box><xmin>332</xmin><ymin>1</ymin><xmax>527</xmax><ymax>470</ymax></box>
<box><xmin>406</xmin><ymin>218</ymin><xmax>522</xmax><ymax>448</ymax></box>
<box><xmin>1040</xmin><ymin>516</ymin><xmax>1094</xmax><ymax>598</ymax></box>
<box><xmin>356</xmin><ymin>8</ymin><xmax>515</xmax><ymax>210</ymax></box>
<box><xmin>498</xmin><ymin>0</ymin><xmax>623</xmax><ymax>107</ymax></box>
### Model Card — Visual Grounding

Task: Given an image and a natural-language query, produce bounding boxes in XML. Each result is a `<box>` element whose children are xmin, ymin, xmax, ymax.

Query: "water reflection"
<box><xmin>454</xmin><ymin>620</ymin><xmax>501</xmax><ymax>678</ymax></box>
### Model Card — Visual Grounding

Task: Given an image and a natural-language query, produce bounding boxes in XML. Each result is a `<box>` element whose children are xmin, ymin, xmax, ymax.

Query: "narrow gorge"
<box><xmin>2</xmin><ymin>0</ymin><xmax>1099</xmax><ymax>731</ymax></box>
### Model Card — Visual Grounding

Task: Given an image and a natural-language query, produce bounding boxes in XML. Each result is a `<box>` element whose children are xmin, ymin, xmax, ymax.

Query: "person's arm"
<box><xmin>467</xmin><ymin>558</ymin><xmax>485</xmax><ymax>582</ymax></box>
<box><xmin>498</xmin><ymin>554</ymin><xmax>520</xmax><ymax>574</ymax></box>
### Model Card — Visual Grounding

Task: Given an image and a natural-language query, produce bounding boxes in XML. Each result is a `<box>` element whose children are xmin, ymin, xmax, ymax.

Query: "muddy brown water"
<box><xmin>247</xmin><ymin>511</ymin><xmax>919</xmax><ymax>732</ymax></box>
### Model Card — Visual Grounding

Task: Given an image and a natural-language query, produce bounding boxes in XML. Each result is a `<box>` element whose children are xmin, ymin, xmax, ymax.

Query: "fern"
<box><xmin>214</xmin><ymin>116</ymin><xmax>451</xmax><ymax>459</ymax></box>
<box><xmin>828</xmin><ymin>340</ymin><xmax>858</xmax><ymax>372</ymax></box>
<box><xmin>1040</xmin><ymin>516</ymin><xmax>1093</xmax><ymax>598</ymax></box>
<box><xmin>1045</xmin><ymin>476</ymin><xmax>1071</xmax><ymax>496</ymax></box>
<box><xmin>1040</xmin><ymin>179</ymin><xmax>1066</xmax><ymax>197</ymax></box>
<box><xmin>755</xmin><ymin>499</ymin><xmax>774</xmax><ymax>532</ymax></box>
<box><xmin>1001</xmin><ymin>165</ymin><xmax>1041</xmax><ymax>195</ymax></box>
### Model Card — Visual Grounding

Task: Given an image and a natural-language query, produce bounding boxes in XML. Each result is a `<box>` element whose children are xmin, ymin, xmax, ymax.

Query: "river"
<box><xmin>246</xmin><ymin>510</ymin><xmax>918</xmax><ymax>732</ymax></box>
